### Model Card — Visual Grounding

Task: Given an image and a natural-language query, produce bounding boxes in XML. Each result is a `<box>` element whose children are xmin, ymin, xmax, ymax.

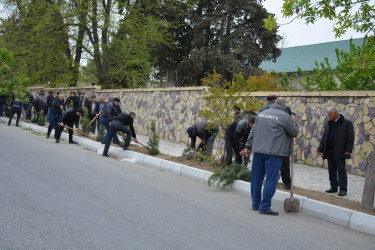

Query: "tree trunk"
<box><xmin>361</xmin><ymin>151</ymin><xmax>375</xmax><ymax>212</ymax></box>
<box><xmin>72</xmin><ymin>0</ymin><xmax>89</xmax><ymax>86</ymax></box>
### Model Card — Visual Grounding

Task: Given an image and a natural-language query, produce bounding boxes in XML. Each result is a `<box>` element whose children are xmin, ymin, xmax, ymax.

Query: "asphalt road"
<box><xmin>0</xmin><ymin>123</ymin><xmax>374</xmax><ymax>250</ymax></box>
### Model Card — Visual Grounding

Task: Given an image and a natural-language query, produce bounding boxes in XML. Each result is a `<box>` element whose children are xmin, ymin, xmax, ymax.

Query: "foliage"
<box><xmin>335</xmin><ymin>37</ymin><xmax>375</xmax><ymax>90</ymax></box>
<box><xmin>80</xmin><ymin>106</ymin><xmax>91</xmax><ymax>134</ymax></box>
<box><xmin>297</xmin><ymin>58</ymin><xmax>338</xmax><ymax>91</ymax></box>
<box><xmin>178</xmin><ymin>0</ymin><xmax>281</xmax><ymax>85</ymax></box>
<box><xmin>264</xmin><ymin>0</ymin><xmax>375</xmax><ymax>37</ymax></box>
<box><xmin>208</xmin><ymin>163</ymin><xmax>251</xmax><ymax>188</ymax></box>
<box><xmin>271</xmin><ymin>71</ymin><xmax>297</xmax><ymax>89</ymax></box>
<box><xmin>37</xmin><ymin>110</ymin><xmax>46</xmax><ymax>126</ymax></box>
<box><xmin>147</xmin><ymin>120</ymin><xmax>160</xmax><ymax>155</ymax></box>
<box><xmin>0</xmin><ymin>47</ymin><xmax>29</xmax><ymax>102</ymax></box>
<box><xmin>244</xmin><ymin>72</ymin><xmax>284</xmax><ymax>92</ymax></box>
<box><xmin>95</xmin><ymin>124</ymin><xmax>105</xmax><ymax>142</ymax></box>
<box><xmin>199</xmin><ymin>69</ymin><xmax>263</xmax><ymax>165</ymax></box>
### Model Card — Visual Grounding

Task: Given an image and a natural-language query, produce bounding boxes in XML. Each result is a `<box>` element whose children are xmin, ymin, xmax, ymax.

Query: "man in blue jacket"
<box><xmin>47</xmin><ymin>94</ymin><xmax>65</xmax><ymax>139</ymax></box>
<box><xmin>100</xmin><ymin>97</ymin><xmax>121</xmax><ymax>145</ymax></box>
<box><xmin>245</xmin><ymin>97</ymin><xmax>299</xmax><ymax>216</ymax></box>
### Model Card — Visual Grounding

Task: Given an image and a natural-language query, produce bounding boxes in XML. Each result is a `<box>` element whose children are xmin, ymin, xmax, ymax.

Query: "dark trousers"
<box><xmin>281</xmin><ymin>156</ymin><xmax>291</xmax><ymax>186</ymax></box>
<box><xmin>103</xmin><ymin>120</ymin><xmax>132</xmax><ymax>155</ymax></box>
<box><xmin>88</xmin><ymin>114</ymin><xmax>96</xmax><ymax>134</ymax></box>
<box><xmin>251</xmin><ymin>153</ymin><xmax>282</xmax><ymax>211</ymax></box>
<box><xmin>8</xmin><ymin>107</ymin><xmax>21</xmax><ymax>125</ymax></box>
<box><xmin>24</xmin><ymin>104</ymin><xmax>32</xmax><ymax>120</ymax></box>
<box><xmin>56</xmin><ymin>121</ymin><xmax>74</xmax><ymax>142</ymax></box>
<box><xmin>100</xmin><ymin>117</ymin><xmax>120</xmax><ymax>144</ymax></box>
<box><xmin>225</xmin><ymin>136</ymin><xmax>242</xmax><ymax>166</ymax></box>
<box><xmin>327</xmin><ymin>149</ymin><xmax>347</xmax><ymax>191</ymax></box>
<box><xmin>47</xmin><ymin>113</ymin><xmax>61</xmax><ymax>138</ymax></box>
<box><xmin>0</xmin><ymin>101</ymin><xmax>5</xmax><ymax>116</ymax></box>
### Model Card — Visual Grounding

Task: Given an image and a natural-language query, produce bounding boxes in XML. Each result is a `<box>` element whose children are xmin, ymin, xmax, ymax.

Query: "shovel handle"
<box><xmin>290</xmin><ymin>138</ymin><xmax>295</xmax><ymax>201</ymax></box>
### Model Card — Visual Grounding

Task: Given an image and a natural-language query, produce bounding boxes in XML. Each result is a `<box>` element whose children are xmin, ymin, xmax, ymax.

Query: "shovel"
<box><xmin>284</xmin><ymin>138</ymin><xmax>300</xmax><ymax>213</ymax></box>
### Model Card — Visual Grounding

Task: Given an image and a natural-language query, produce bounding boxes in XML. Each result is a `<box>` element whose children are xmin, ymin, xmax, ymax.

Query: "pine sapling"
<box><xmin>37</xmin><ymin>110</ymin><xmax>46</xmax><ymax>126</ymax></box>
<box><xmin>147</xmin><ymin>120</ymin><xmax>160</xmax><ymax>155</ymax></box>
<box><xmin>80</xmin><ymin>106</ymin><xmax>91</xmax><ymax>135</ymax></box>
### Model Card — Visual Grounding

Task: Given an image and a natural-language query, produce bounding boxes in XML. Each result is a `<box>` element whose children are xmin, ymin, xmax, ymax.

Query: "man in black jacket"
<box><xmin>87</xmin><ymin>95</ymin><xmax>100</xmax><ymax>134</ymax></box>
<box><xmin>55</xmin><ymin>108</ymin><xmax>84</xmax><ymax>144</ymax></box>
<box><xmin>317</xmin><ymin>107</ymin><xmax>354</xmax><ymax>197</ymax></box>
<box><xmin>0</xmin><ymin>94</ymin><xmax>6</xmax><ymax>117</ymax></box>
<box><xmin>224</xmin><ymin>117</ymin><xmax>255</xmax><ymax>166</ymax></box>
<box><xmin>32</xmin><ymin>98</ymin><xmax>48</xmax><ymax>118</ymax></box>
<box><xmin>7</xmin><ymin>99</ymin><xmax>23</xmax><ymax>126</ymax></box>
<box><xmin>47</xmin><ymin>94</ymin><xmax>65</xmax><ymax>139</ymax></box>
<box><xmin>102</xmin><ymin>112</ymin><xmax>139</xmax><ymax>156</ymax></box>
<box><xmin>65</xmin><ymin>92</ymin><xmax>79</xmax><ymax>109</ymax></box>
<box><xmin>187</xmin><ymin>122</ymin><xmax>219</xmax><ymax>156</ymax></box>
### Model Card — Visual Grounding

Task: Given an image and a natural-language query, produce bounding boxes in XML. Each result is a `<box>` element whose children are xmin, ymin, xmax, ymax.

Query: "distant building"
<box><xmin>259</xmin><ymin>38</ymin><xmax>364</xmax><ymax>88</ymax></box>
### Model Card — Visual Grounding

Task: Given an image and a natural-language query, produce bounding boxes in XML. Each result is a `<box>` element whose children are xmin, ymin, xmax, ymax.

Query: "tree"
<box><xmin>0</xmin><ymin>47</ymin><xmax>29</xmax><ymax>102</ymax></box>
<box><xmin>264</xmin><ymin>0</ymin><xmax>375</xmax><ymax>37</ymax></box>
<box><xmin>177</xmin><ymin>0</ymin><xmax>281</xmax><ymax>85</ymax></box>
<box><xmin>297</xmin><ymin>58</ymin><xmax>338</xmax><ymax>91</ymax></box>
<box><xmin>336</xmin><ymin>36</ymin><xmax>375</xmax><ymax>90</ymax></box>
<box><xmin>199</xmin><ymin>69</ymin><xmax>264</xmax><ymax>165</ymax></box>
<box><xmin>1</xmin><ymin>0</ymin><xmax>74</xmax><ymax>86</ymax></box>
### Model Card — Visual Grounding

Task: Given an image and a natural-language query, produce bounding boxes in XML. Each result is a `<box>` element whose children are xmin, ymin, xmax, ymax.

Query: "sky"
<box><xmin>262</xmin><ymin>0</ymin><xmax>366</xmax><ymax>48</ymax></box>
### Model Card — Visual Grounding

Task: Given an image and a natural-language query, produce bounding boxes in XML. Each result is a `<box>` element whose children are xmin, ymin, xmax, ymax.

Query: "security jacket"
<box><xmin>246</xmin><ymin>104</ymin><xmax>299</xmax><ymax>157</ymax></box>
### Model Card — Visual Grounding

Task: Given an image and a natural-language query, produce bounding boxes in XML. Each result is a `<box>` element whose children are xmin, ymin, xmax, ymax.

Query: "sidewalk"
<box><xmin>134</xmin><ymin>134</ymin><xmax>365</xmax><ymax>203</ymax></box>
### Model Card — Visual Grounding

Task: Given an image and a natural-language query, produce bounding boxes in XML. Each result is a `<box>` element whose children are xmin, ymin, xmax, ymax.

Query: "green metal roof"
<box><xmin>260</xmin><ymin>38</ymin><xmax>364</xmax><ymax>73</ymax></box>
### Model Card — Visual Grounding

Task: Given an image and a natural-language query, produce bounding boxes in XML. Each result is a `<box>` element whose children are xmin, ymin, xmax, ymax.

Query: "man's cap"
<box><xmin>91</xmin><ymin>95</ymin><xmax>96</xmax><ymax>98</ymax></box>
<box><xmin>76</xmin><ymin>108</ymin><xmax>84</xmax><ymax>115</ymax></box>
<box><xmin>234</xmin><ymin>105</ymin><xmax>241</xmax><ymax>111</ymax></box>
<box><xmin>187</xmin><ymin>127</ymin><xmax>194</xmax><ymax>138</ymax></box>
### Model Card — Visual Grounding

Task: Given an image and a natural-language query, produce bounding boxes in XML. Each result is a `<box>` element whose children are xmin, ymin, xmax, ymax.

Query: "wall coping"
<box><xmin>28</xmin><ymin>85</ymin><xmax>101</xmax><ymax>91</ymax></box>
<box><xmin>28</xmin><ymin>85</ymin><xmax>375</xmax><ymax>97</ymax></box>
<box><xmin>96</xmin><ymin>86</ymin><xmax>205</xmax><ymax>93</ymax></box>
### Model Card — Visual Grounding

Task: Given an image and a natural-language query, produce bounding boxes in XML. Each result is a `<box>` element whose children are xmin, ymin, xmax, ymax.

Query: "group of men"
<box><xmin>188</xmin><ymin>95</ymin><xmax>354</xmax><ymax>216</ymax></box>
<box><xmin>4</xmin><ymin>90</ymin><xmax>139</xmax><ymax>155</ymax></box>
<box><xmin>4</xmin><ymin>90</ymin><xmax>355</xmax><ymax>216</ymax></box>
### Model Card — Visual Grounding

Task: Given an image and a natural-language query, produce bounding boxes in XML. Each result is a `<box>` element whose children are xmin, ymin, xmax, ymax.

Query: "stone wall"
<box><xmin>29</xmin><ymin>86</ymin><xmax>375</xmax><ymax>176</ymax></box>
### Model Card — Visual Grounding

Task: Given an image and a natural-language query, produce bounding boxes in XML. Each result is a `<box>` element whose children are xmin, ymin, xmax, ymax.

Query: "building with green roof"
<box><xmin>260</xmin><ymin>38</ymin><xmax>364</xmax><ymax>73</ymax></box>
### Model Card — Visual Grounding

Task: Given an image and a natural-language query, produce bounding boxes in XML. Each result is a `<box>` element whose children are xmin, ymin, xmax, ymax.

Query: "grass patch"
<box><xmin>31</xmin><ymin>131</ymin><xmax>44</xmax><ymax>136</ymax></box>
<box><xmin>22</xmin><ymin>128</ymin><xmax>33</xmax><ymax>131</ymax></box>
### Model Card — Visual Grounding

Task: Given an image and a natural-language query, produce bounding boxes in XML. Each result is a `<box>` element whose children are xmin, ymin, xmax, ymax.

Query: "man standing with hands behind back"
<box><xmin>317</xmin><ymin>107</ymin><xmax>354</xmax><ymax>197</ymax></box>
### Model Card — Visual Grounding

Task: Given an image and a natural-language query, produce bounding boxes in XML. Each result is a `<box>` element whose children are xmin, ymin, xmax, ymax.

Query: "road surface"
<box><xmin>0</xmin><ymin>123</ymin><xmax>374</xmax><ymax>249</ymax></box>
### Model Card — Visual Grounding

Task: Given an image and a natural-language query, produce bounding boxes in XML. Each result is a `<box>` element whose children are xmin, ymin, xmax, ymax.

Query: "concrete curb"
<box><xmin>2</xmin><ymin>117</ymin><xmax>374</xmax><ymax>236</ymax></box>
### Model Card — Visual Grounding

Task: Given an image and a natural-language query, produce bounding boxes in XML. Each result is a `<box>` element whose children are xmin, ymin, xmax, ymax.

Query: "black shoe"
<box><xmin>46</xmin><ymin>134</ymin><xmax>50</xmax><ymax>139</ymax></box>
<box><xmin>259</xmin><ymin>209</ymin><xmax>279</xmax><ymax>216</ymax></box>
<box><xmin>284</xmin><ymin>184</ymin><xmax>291</xmax><ymax>190</ymax></box>
<box><xmin>252</xmin><ymin>207</ymin><xmax>259</xmax><ymax>211</ymax></box>
<box><xmin>55</xmin><ymin>139</ymin><xmax>60</xmax><ymax>143</ymax></box>
<box><xmin>338</xmin><ymin>190</ymin><xmax>347</xmax><ymax>196</ymax></box>
<box><xmin>123</xmin><ymin>146</ymin><xmax>130</xmax><ymax>151</ymax></box>
<box><xmin>101</xmin><ymin>141</ymin><xmax>105</xmax><ymax>144</ymax></box>
<box><xmin>103</xmin><ymin>153</ymin><xmax>109</xmax><ymax>157</ymax></box>
<box><xmin>15</xmin><ymin>124</ymin><xmax>19</xmax><ymax>127</ymax></box>
<box><xmin>7</xmin><ymin>123</ymin><xmax>10</xmax><ymax>126</ymax></box>
<box><xmin>325</xmin><ymin>188</ymin><xmax>338</xmax><ymax>193</ymax></box>
<box><xmin>69</xmin><ymin>141</ymin><xmax>77</xmax><ymax>144</ymax></box>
